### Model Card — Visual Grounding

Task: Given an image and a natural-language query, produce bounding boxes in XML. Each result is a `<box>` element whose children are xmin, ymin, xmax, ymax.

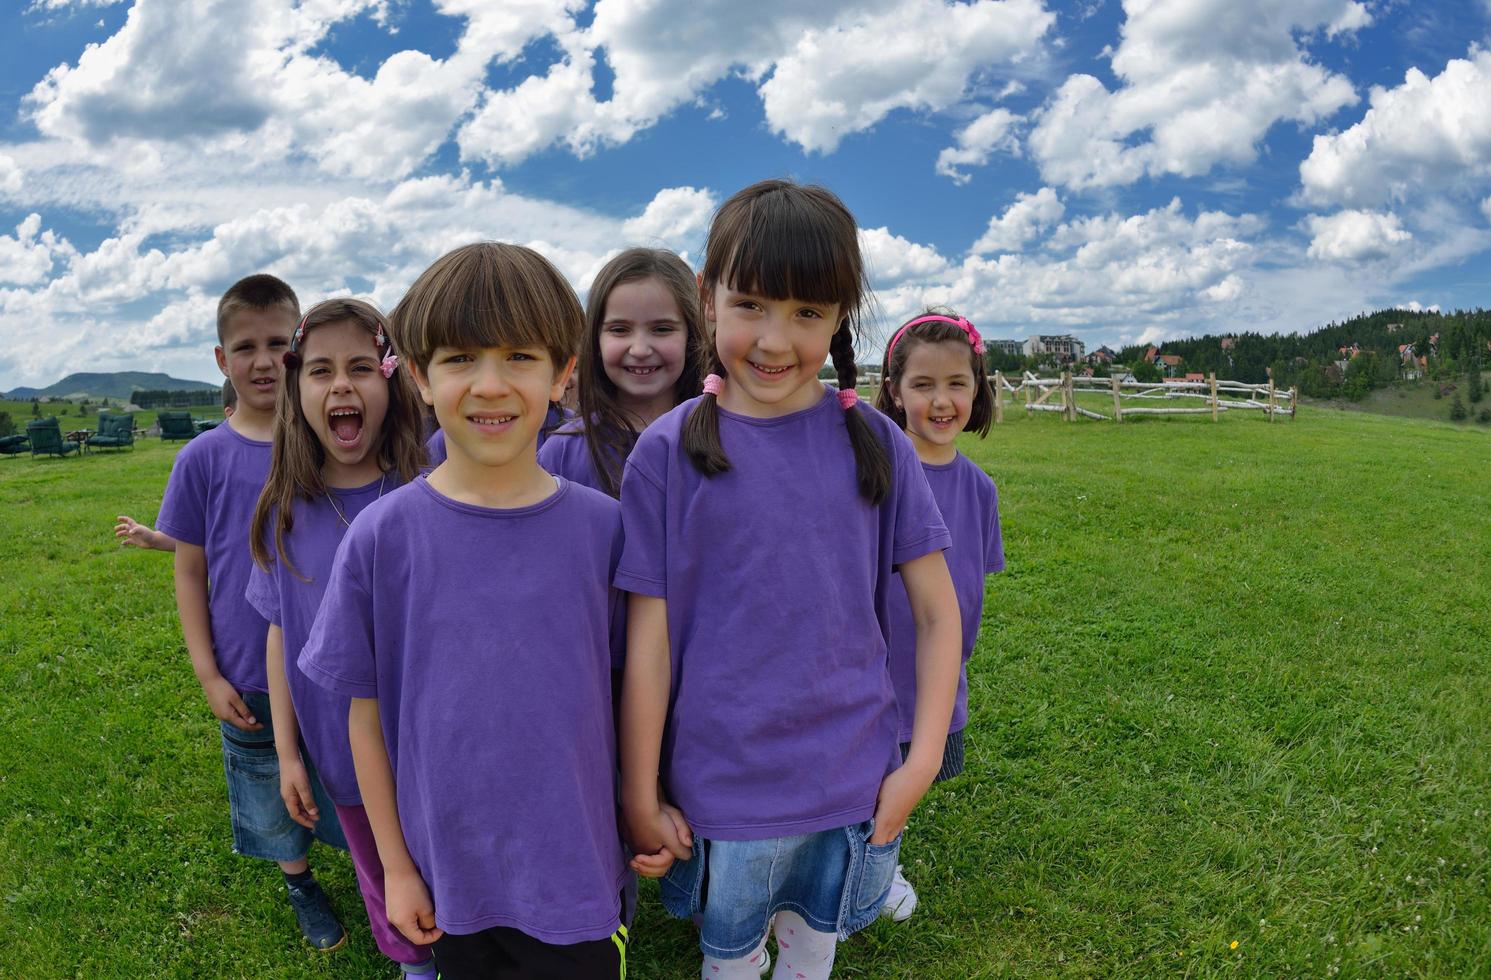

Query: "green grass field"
<box><xmin>1304</xmin><ymin>372</ymin><xmax>1491</xmax><ymax>425</ymax></box>
<box><xmin>2</xmin><ymin>407</ymin><xmax>1488</xmax><ymax>977</ymax></box>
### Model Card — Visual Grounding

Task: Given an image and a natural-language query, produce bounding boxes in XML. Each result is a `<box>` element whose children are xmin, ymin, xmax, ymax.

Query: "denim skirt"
<box><xmin>659</xmin><ymin>819</ymin><xmax>900</xmax><ymax>959</ymax></box>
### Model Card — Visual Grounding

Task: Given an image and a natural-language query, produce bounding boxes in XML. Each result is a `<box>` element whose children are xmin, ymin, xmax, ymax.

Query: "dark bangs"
<box><xmin>702</xmin><ymin>180</ymin><xmax>868</xmax><ymax>331</ymax></box>
<box><xmin>392</xmin><ymin>242</ymin><xmax>583</xmax><ymax>372</ymax></box>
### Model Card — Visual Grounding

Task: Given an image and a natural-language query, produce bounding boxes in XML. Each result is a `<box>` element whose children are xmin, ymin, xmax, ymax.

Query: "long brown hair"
<box><xmin>682</xmin><ymin>178</ymin><xmax>891</xmax><ymax>503</ymax></box>
<box><xmin>875</xmin><ymin>308</ymin><xmax>995</xmax><ymax>438</ymax></box>
<box><xmin>565</xmin><ymin>248</ymin><xmax>705</xmax><ymax>497</ymax></box>
<box><xmin>250</xmin><ymin>298</ymin><xmax>426</xmax><ymax>577</ymax></box>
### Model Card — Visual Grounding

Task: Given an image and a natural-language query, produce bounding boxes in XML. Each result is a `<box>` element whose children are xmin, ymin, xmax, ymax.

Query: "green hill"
<box><xmin>5</xmin><ymin>371</ymin><xmax>220</xmax><ymax>402</ymax></box>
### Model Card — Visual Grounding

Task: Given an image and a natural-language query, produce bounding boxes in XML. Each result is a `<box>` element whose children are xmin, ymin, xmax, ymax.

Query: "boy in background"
<box><xmin>155</xmin><ymin>275</ymin><xmax>348</xmax><ymax>950</ymax></box>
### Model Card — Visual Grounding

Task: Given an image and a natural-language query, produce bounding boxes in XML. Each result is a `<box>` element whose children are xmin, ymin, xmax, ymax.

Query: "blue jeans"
<box><xmin>660</xmin><ymin>819</ymin><xmax>900</xmax><ymax>959</ymax></box>
<box><xmin>220</xmin><ymin>690</ymin><xmax>346</xmax><ymax>861</ymax></box>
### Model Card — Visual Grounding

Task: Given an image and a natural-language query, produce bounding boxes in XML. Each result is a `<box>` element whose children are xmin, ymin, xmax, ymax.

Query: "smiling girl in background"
<box><xmin>874</xmin><ymin>311</ymin><xmax>1005</xmax><ymax>922</ymax></box>
<box><xmin>246</xmin><ymin>299</ymin><xmax>432</xmax><ymax>975</ymax></box>
<box><xmin>539</xmin><ymin>247</ymin><xmax>706</xmax><ymax>496</ymax></box>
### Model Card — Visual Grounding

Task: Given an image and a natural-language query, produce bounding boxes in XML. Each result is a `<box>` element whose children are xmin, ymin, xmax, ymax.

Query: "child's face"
<box><xmin>892</xmin><ymin>339</ymin><xmax>975</xmax><ymax>458</ymax></box>
<box><xmin>297</xmin><ymin>320</ymin><xmax>389</xmax><ymax>485</ymax></box>
<box><xmin>599</xmin><ymin>276</ymin><xmax>687</xmax><ymax>410</ymax></box>
<box><xmin>706</xmin><ymin>280</ymin><xmax>839</xmax><ymax>418</ymax></box>
<box><xmin>415</xmin><ymin>344</ymin><xmax>574</xmax><ymax>471</ymax></box>
<box><xmin>215</xmin><ymin>310</ymin><xmax>293</xmax><ymax>417</ymax></box>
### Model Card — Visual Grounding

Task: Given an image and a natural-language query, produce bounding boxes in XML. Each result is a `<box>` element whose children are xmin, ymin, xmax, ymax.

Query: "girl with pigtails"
<box><xmin>616</xmin><ymin>178</ymin><xmax>963</xmax><ymax>979</ymax></box>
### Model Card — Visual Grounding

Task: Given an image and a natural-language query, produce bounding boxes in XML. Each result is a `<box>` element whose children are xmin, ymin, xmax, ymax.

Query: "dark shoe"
<box><xmin>285</xmin><ymin>878</ymin><xmax>346</xmax><ymax>951</ymax></box>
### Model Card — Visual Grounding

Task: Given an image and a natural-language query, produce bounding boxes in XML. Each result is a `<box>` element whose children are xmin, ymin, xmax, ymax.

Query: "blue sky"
<box><xmin>1</xmin><ymin>0</ymin><xmax>1489</xmax><ymax>390</ymax></box>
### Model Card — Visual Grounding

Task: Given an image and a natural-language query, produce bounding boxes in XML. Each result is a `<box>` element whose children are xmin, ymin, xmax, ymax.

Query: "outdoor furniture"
<box><xmin>0</xmin><ymin>434</ymin><xmax>28</xmax><ymax>457</ymax></box>
<box><xmin>65</xmin><ymin>429</ymin><xmax>93</xmax><ymax>454</ymax></box>
<box><xmin>26</xmin><ymin>417</ymin><xmax>79</xmax><ymax>458</ymax></box>
<box><xmin>158</xmin><ymin>411</ymin><xmax>197</xmax><ymax>441</ymax></box>
<box><xmin>87</xmin><ymin>412</ymin><xmax>136</xmax><ymax>451</ymax></box>
<box><xmin>194</xmin><ymin>418</ymin><xmax>222</xmax><ymax>434</ymax></box>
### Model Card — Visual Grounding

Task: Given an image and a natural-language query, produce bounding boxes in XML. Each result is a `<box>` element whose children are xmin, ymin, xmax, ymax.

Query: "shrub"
<box><xmin>1449</xmin><ymin>393</ymin><xmax>1467</xmax><ymax>421</ymax></box>
<box><xmin>0</xmin><ymin>411</ymin><xmax>12</xmax><ymax>437</ymax></box>
<box><xmin>1479</xmin><ymin>408</ymin><xmax>1491</xmax><ymax>424</ymax></box>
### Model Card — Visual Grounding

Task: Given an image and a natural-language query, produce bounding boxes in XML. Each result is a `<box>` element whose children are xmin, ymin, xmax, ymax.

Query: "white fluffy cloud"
<box><xmin>1482</xmin><ymin>197</ymin><xmax>1491</xmax><ymax>224</ymax></box>
<box><xmin>935</xmin><ymin>108</ymin><xmax>1021</xmax><ymax>184</ymax></box>
<box><xmin>460</xmin><ymin>0</ymin><xmax>1052</xmax><ymax>166</ymax></box>
<box><xmin>0</xmin><ymin>173</ymin><xmax>714</xmax><ymax>387</ymax></box>
<box><xmin>1028</xmin><ymin>0</ymin><xmax>1364</xmax><ymax>189</ymax></box>
<box><xmin>1299</xmin><ymin>49</ymin><xmax>1491</xmax><ymax>208</ymax></box>
<box><xmin>971</xmin><ymin>186</ymin><xmax>1063</xmax><ymax>254</ymax></box>
<box><xmin>0</xmin><ymin>154</ymin><xmax>22</xmax><ymax>195</ymax></box>
<box><xmin>1305</xmin><ymin>210</ymin><xmax>1412</xmax><ymax>263</ymax></box>
<box><xmin>860</xmin><ymin>228</ymin><xmax>950</xmax><ymax>285</ymax></box>
<box><xmin>759</xmin><ymin>0</ymin><xmax>1052</xmax><ymax>153</ymax></box>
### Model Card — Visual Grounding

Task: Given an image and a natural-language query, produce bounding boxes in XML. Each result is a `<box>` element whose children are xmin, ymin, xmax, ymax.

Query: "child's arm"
<box><xmin>174</xmin><ymin>543</ymin><xmax>260</xmax><ymax>730</ymax></box>
<box><xmin>619</xmin><ymin>593</ymin><xmax>693</xmax><ymax>877</ymax></box>
<box><xmin>872</xmin><ymin>550</ymin><xmax>961</xmax><ymax>845</ymax></box>
<box><xmin>349</xmin><ymin>697</ymin><xmax>443</xmax><ymax>945</ymax></box>
<box><xmin>115</xmin><ymin>514</ymin><xmax>176</xmax><ymax>551</ymax></box>
<box><xmin>266</xmin><ymin>625</ymin><xmax>318</xmax><ymax>829</ymax></box>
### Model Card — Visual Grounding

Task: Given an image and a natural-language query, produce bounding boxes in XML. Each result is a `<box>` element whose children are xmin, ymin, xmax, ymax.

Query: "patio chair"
<box><xmin>158</xmin><ymin>411</ymin><xmax>197</xmax><ymax>441</ymax></box>
<box><xmin>0</xmin><ymin>434</ymin><xmax>28</xmax><ymax>457</ymax></box>
<box><xmin>87</xmin><ymin>412</ymin><xmax>136</xmax><ymax>451</ymax></box>
<box><xmin>25</xmin><ymin>417</ymin><xmax>79</xmax><ymax>458</ymax></box>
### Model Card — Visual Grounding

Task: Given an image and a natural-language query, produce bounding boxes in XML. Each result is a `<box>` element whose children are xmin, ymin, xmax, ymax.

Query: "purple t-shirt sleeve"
<box><xmin>245</xmin><ymin>561</ymin><xmax>280</xmax><ymax>626</ymax></box>
<box><xmin>156</xmin><ymin>446</ymin><xmax>207</xmax><ymax>546</ymax></box>
<box><xmin>884</xmin><ymin>422</ymin><xmax>951</xmax><ymax>566</ymax></box>
<box><xmin>298</xmin><ymin>532</ymin><xmax>378</xmax><ymax>699</ymax></box>
<box><xmin>984</xmin><ymin>477</ymin><xmax>1005</xmax><ymax>573</ymax></box>
<box><xmin>614</xmin><ymin>458</ymin><xmax>667</xmax><ymax>597</ymax></box>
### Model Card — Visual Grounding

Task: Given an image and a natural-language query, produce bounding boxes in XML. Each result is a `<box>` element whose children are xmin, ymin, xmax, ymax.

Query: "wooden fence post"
<box><xmin>1209</xmin><ymin>372</ymin><xmax>1218</xmax><ymax>422</ymax></box>
<box><xmin>1061</xmin><ymin>371</ymin><xmax>1074</xmax><ymax>421</ymax></box>
<box><xmin>993</xmin><ymin>372</ymin><xmax>1004</xmax><ymax>424</ymax></box>
<box><xmin>1111</xmin><ymin>375</ymin><xmax>1122</xmax><ymax>422</ymax></box>
<box><xmin>1266</xmin><ymin>367</ymin><xmax>1276</xmax><ymax>422</ymax></box>
<box><xmin>1024</xmin><ymin>373</ymin><xmax>1034</xmax><ymax>411</ymax></box>
<box><xmin>1289</xmin><ymin>385</ymin><xmax>1298</xmax><ymax>420</ymax></box>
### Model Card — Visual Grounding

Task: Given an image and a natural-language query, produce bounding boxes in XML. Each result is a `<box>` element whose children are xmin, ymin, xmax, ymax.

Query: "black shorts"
<box><xmin>432</xmin><ymin>921</ymin><xmax>628</xmax><ymax>980</ymax></box>
<box><xmin>898</xmin><ymin>727</ymin><xmax>966</xmax><ymax>783</ymax></box>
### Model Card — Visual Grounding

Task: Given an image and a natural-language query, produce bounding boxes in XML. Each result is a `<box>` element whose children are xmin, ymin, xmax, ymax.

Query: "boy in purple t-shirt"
<box><xmin>299</xmin><ymin>243</ymin><xmax>631</xmax><ymax>980</ymax></box>
<box><xmin>155</xmin><ymin>274</ymin><xmax>347</xmax><ymax>951</ymax></box>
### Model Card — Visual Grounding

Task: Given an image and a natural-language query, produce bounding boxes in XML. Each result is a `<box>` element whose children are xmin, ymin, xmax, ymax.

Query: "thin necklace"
<box><xmin>328</xmin><ymin>473</ymin><xmax>386</xmax><ymax>529</ymax></box>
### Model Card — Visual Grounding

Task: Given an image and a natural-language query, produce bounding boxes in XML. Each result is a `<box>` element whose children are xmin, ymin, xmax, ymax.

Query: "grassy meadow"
<box><xmin>1</xmin><ymin>406</ymin><xmax>1488</xmax><ymax>977</ymax></box>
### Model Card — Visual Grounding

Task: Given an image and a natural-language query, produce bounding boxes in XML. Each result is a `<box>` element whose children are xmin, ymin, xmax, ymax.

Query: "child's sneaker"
<box><xmin>746</xmin><ymin>943</ymin><xmax>771</xmax><ymax>977</ymax></box>
<box><xmin>879</xmin><ymin>864</ymin><xmax>918</xmax><ymax>922</ymax></box>
<box><xmin>284</xmin><ymin>877</ymin><xmax>347</xmax><ymax>950</ymax></box>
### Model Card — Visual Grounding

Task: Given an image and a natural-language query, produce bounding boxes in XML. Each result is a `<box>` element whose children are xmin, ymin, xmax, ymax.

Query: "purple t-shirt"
<box><xmin>244</xmin><ymin>474</ymin><xmax>402</xmax><ymax>805</ymax></box>
<box><xmin>298</xmin><ymin>477</ymin><xmax>628</xmax><ymax>942</ymax></box>
<box><xmin>156</xmin><ymin>422</ymin><xmax>272</xmax><ymax>694</ymax></box>
<box><xmin>537</xmin><ymin>418</ymin><xmax>635</xmax><ymax>496</ymax></box>
<box><xmin>614</xmin><ymin>386</ymin><xmax>951</xmax><ymax>841</ymax></box>
<box><xmin>425</xmin><ymin>403</ymin><xmax>573</xmax><ymax>467</ymax></box>
<box><xmin>886</xmin><ymin>453</ymin><xmax>1004</xmax><ymax>742</ymax></box>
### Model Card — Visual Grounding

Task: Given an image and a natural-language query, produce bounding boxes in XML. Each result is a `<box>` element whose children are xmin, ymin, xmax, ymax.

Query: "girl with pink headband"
<box><xmin>873</xmin><ymin>309</ymin><xmax>1005</xmax><ymax>922</ymax></box>
<box><xmin>615</xmin><ymin>179</ymin><xmax>962</xmax><ymax>979</ymax></box>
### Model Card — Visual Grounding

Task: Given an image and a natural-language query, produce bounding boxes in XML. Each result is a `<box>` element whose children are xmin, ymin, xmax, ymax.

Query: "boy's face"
<box><xmin>413</xmin><ymin>345</ymin><xmax>575</xmax><ymax>471</ymax></box>
<box><xmin>215</xmin><ymin>309</ymin><xmax>294</xmax><ymax>417</ymax></box>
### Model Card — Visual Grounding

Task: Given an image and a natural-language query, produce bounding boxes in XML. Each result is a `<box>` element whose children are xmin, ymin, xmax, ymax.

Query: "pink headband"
<box><xmin>702</xmin><ymin>372</ymin><xmax>859</xmax><ymax>411</ymax></box>
<box><xmin>885</xmin><ymin>314</ymin><xmax>984</xmax><ymax>362</ymax></box>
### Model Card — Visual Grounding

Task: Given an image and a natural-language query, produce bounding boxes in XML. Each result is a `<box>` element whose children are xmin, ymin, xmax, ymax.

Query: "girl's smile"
<box><xmin>707</xmin><ymin>283</ymin><xmax>840</xmax><ymax>418</ymax></box>
<box><xmin>599</xmin><ymin>276</ymin><xmax>688</xmax><ymax>425</ymax></box>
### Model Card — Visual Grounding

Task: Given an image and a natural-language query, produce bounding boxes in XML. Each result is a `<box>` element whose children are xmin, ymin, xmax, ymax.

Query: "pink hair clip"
<box><xmin>837</xmin><ymin>387</ymin><xmax>859</xmax><ymax>409</ymax></box>
<box><xmin>702</xmin><ymin>373</ymin><xmax>725</xmax><ymax>396</ymax></box>
<box><xmin>380</xmin><ymin>353</ymin><xmax>398</xmax><ymax>379</ymax></box>
<box><xmin>885</xmin><ymin>314</ymin><xmax>984</xmax><ymax>361</ymax></box>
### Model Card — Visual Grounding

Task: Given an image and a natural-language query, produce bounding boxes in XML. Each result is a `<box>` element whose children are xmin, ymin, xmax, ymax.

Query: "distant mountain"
<box><xmin>5</xmin><ymin>371</ymin><xmax>221</xmax><ymax>401</ymax></box>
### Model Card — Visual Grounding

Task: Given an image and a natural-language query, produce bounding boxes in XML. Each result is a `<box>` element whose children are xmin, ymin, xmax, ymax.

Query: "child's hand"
<box><xmin>114</xmin><ymin>515</ymin><xmax>154</xmax><ymax>549</ymax></box>
<box><xmin>278</xmin><ymin>756</ymin><xmax>320</xmax><ymax>829</ymax></box>
<box><xmin>200</xmin><ymin>676</ymin><xmax>262</xmax><ymax>731</ymax></box>
<box><xmin>623</xmin><ymin>799</ymin><xmax>693</xmax><ymax>875</ymax></box>
<box><xmin>386</xmin><ymin>867</ymin><xmax>443</xmax><ymax>946</ymax></box>
<box><xmin>871</xmin><ymin>763</ymin><xmax>935</xmax><ymax>844</ymax></box>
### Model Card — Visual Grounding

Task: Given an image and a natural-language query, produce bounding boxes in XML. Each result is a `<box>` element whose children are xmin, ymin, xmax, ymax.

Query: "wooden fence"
<box><xmin>989</xmin><ymin>370</ymin><xmax>1297</xmax><ymax>423</ymax></box>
